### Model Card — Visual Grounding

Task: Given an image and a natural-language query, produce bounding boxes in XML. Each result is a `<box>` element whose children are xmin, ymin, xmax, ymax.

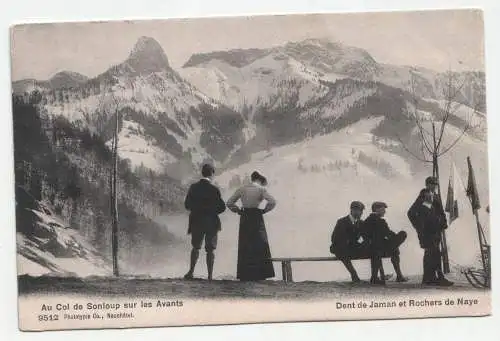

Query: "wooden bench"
<box><xmin>270</xmin><ymin>257</ymin><xmax>340</xmax><ymax>283</ymax></box>
<box><xmin>270</xmin><ymin>256</ymin><xmax>391</xmax><ymax>283</ymax></box>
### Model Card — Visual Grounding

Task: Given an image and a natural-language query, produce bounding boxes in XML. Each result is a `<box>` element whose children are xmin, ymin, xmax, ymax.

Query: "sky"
<box><xmin>10</xmin><ymin>9</ymin><xmax>485</xmax><ymax>81</ymax></box>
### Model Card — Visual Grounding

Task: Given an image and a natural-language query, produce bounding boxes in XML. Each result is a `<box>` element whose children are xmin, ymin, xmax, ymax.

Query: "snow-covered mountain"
<box><xmin>13</xmin><ymin>37</ymin><xmax>486</xmax><ymax>182</ymax></box>
<box><xmin>181</xmin><ymin>38</ymin><xmax>485</xmax><ymax>115</ymax></box>
<box><xmin>13</xmin><ymin>36</ymin><xmax>245</xmax><ymax>176</ymax></box>
<box><xmin>180</xmin><ymin>38</ymin><xmax>485</xmax><ymax>172</ymax></box>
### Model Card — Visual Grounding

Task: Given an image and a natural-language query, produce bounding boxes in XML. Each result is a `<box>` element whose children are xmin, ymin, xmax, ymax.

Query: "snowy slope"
<box><xmin>180</xmin><ymin>39</ymin><xmax>376</xmax><ymax>111</ymax></box>
<box><xmin>16</xmin><ymin>201</ymin><xmax>111</xmax><ymax>277</ymax></box>
<box><xmin>424</xmin><ymin>98</ymin><xmax>487</xmax><ymax>138</ymax></box>
<box><xmin>211</xmin><ymin>117</ymin><xmax>489</xmax><ymax>282</ymax></box>
<box><xmin>105</xmin><ymin>120</ymin><xmax>175</xmax><ymax>172</ymax></box>
<box><xmin>41</xmin><ymin>70</ymin><xmax>214</xmax><ymax>160</ymax></box>
<box><xmin>216</xmin><ymin>119</ymin><xmax>417</xmax><ymax>281</ymax></box>
<box><xmin>180</xmin><ymin>53</ymin><xmax>331</xmax><ymax>111</ymax></box>
<box><xmin>17</xmin><ymin>231</ymin><xmax>111</xmax><ymax>277</ymax></box>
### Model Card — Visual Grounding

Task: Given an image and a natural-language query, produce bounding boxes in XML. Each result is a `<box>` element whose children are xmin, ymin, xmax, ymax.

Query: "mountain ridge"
<box><xmin>11</xmin><ymin>36</ymin><xmax>486</xmax><ymax>179</ymax></box>
<box><xmin>180</xmin><ymin>38</ymin><xmax>485</xmax><ymax>113</ymax></box>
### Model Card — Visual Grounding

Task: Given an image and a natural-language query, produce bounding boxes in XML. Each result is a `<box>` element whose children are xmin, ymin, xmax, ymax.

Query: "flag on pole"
<box><xmin>445</xmin><ymin>162</ymin><xmax>459</xmax><ymax>223</ymax></box>
<box><xmin>466</xmin><ymin>156</ymin><xmax>481</xmax><ymax>210</ymax></box>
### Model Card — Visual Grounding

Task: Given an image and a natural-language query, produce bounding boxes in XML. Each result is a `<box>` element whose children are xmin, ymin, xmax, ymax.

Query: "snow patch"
<box><xmin>107</xmin><ymin>120</ymin><xmax>174</xmax><ymax>172</ymax></box>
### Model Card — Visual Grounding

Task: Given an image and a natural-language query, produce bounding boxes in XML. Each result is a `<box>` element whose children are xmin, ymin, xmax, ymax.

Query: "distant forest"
<box><xmin>13</xmin><ymin>91</ymin><xmax>186</xmax><ymax>265</ymax></box>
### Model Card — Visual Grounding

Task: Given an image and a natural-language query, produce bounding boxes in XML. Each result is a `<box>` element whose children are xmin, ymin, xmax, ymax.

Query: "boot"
<box><xmin>370</xmin><ymin>257</ymin><xmax>385</xmax><ymax>285</ymax></box>
<box><xmin>184</xmin><ymin>248</ymin><xmax>199</xmax><ymax>280</ymax></box>
<box><xmin>421</xmin><ymin>249</ymin><xmax>437</xmax><ymax>285</ymax></box>
<box><xmin>370</xmin><ymin>277</ymin><xmax>386</xmax><ymax>285</ymax></box>
<box><xmin>342</xmin><ymin>259</ymin><xmax>360</xmax><ymax>283</ymax></box>
<box><xmin>391</xmin><ymin>253</ymin><xmax>407</xmax><ymax>282</ymax></box>
<box><xmin>206</xmin><ymin>251</ymin><xmax>215</xmax><ymax>281</ymax></box>
<box><xmin>436</xmin><ymin>277</ymin><xmax>454</xmax><ymax>286</ymax></box>
<box><xmin>351</xmin><ymin>274</ymin><xmax>361</xmax><ymax>283</ymax></box>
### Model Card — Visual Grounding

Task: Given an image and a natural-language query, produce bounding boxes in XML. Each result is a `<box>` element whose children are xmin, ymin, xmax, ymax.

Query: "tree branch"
<box><xmin>403</xmin><ymin>68</ymin><xmax>435</xmax><ymax>162</ymax></box>
<box><xmin>414</xmin><ymin>118</ymin><xmax>434</xmax><ymax>154</ymax></box>
<box><xmin>438</xmin><ymin>124</ymin><xmax>470</xmax><ymax>157</ymax></box>
<box><xmin>436</xmin><ymin>75</ymin><xmax>454</xmax><ymax>149</ymax></box>
<box><xmin>442</xmin><ymin>71</ymin><xmax>466</xmax><ymax>104</ymax></box>
<box><xmin>437</xmin><ymin>71</ymin><xmax>469</xmax><ymax>150</ymax></box>
<box><xmin>406</xmin><ymin>101</ymin><xmax>434</xmax><ymax>152</ymax></box>
<box><xmin>395</xmin><ymin>134</ymin><xmax>432</xmax><ymax>163</ymax></box>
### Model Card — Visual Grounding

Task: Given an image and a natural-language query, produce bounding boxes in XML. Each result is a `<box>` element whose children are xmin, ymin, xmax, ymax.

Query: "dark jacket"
<box><xmin>330</xmin><ymin>215</ymin><xmax>366</xmax><ymax>257</ymax></box>
<box><xmin>363</xmin><ymin>213</ymin><xmax>396</xmax><ymax>251</ymax></box>
<box><xmin>413</xmin><ymin>203</ymin><xmax>444</xmax><ymax>249</ymax></box>
<box><xmin>407</xmin><ymin>189</ymin><xmax>447</xmax><ymax>235</ymax></box>
<box><xmin>184</xmin><ymin>179</ymin><xmax>226</xmax><ymax>234</ymax></box>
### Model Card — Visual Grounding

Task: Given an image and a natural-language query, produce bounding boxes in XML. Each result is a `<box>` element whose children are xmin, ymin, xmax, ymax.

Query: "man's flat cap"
<box><xmin>350</xmin><ymin>201</ymin><xmax>365</xmax><ymax>210</ymax></box>
<box><xmin>372</xmin><ymin>201</ymin><xmax>388</xmax><ymax>211</ymax></box>
<box><xmin>201</xmin><ymin>163</ymin><xmax>215</xmax><ymax>176</ymax></box>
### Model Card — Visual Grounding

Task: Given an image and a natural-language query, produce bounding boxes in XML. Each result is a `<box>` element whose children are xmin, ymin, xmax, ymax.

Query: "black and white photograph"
<box><xmin>10</xmin><ymin>8</ymin><xmax>491</xmax><ymax>330</ymax></box>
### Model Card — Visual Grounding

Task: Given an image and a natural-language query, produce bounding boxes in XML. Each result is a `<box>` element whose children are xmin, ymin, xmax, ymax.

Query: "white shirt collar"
<box><xmin>202</xmin><ymin>177</ymin><xmax>212</xmax><ymax>183</ymax></box>
<box><xmin>423</xmin><ymin>202</ymin><xmax>432</xmax><ymax>209</ymax></box>
<box><xmin>349</xmin><ymin>214</ymin><xmax>359</xmax><ymax>224</ymax></box>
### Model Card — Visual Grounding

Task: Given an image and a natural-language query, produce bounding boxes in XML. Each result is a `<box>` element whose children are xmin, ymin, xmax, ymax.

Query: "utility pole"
<box><xmin>111</xmin><ymin>98</ymin><xmax>120</xmax><ymax>277</ymax></box>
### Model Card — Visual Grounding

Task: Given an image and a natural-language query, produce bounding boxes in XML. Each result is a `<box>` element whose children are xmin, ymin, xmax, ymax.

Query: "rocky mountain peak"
<box><xmin>126</xmin><ymin>36</ymin><xmax>170</xmax><ymax>74</ymax></box>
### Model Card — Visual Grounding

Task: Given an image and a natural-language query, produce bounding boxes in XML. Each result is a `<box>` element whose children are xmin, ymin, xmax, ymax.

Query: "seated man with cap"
<box><xmin>364</xmin><ymin>201</ymin><xmax>407</xmax><ymax>284</ymax></box>
<box><xmin>330</xmin><ymin>201</ymin><xmax>370</xmax><ymax>283</ymax></box>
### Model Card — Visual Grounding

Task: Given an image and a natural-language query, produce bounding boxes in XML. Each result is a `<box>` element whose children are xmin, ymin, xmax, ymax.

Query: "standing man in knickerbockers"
<box><xmin>184</xmin><ymin>163</ymin><xmax>226</xmax><ymax>281</ymax></box>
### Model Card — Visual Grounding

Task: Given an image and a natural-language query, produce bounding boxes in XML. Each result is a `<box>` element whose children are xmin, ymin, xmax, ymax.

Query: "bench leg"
<box><xmin>281</xmin><ymin>261</ymin><xmax>288</xmax><ymax>282</ymax></box>
<box><xmin>285</xmin><ymin>261</ymin><xmax>293</xmax><ymax>283</ymax></box>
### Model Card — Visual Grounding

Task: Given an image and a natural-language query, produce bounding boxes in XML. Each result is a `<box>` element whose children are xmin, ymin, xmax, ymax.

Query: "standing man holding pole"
<box><xmin>411</xmin><ymin>189</ymin><xmax>453</xmax><ymax>286</ymax></box>
<box><xmin>408</xmin><ymin>177</ymin><xmax>453</xmax><ymax>286</ymax></box>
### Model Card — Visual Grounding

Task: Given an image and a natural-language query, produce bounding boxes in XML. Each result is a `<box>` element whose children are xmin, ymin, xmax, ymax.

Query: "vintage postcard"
<box><xmin>11</xmin><ymin>9</ymin><xmax>490</xmax><ymax>331</ymax></box>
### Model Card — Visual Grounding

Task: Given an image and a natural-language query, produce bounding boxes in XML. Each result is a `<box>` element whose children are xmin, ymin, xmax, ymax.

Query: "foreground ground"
<box><xmin>18</xmin><ymin>274</ymin><xmax>487</xmax><ymax>300</ymax></box>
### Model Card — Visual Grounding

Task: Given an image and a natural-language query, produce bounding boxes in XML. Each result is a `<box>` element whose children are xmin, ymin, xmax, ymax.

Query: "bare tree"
<box><xmin>111</xmin><ymin>92</ymin><xmax>120</xmax><ymax>277</ymax></box>
<box><xmin>397</xmin><ymin>66</ymin><xmax>483</xmax><ymax>273</ymax></box>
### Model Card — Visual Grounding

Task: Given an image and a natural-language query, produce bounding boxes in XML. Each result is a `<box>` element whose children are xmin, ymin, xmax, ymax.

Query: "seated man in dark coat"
<box><xmin>330</xmin><ymin>201</ymin><xmax>369</xmax><ymax>283</ymax></box>
<box><xmin>364</xmin><ymin>202</ymin><xmax>407</xmax><ymax>285</ymax></box>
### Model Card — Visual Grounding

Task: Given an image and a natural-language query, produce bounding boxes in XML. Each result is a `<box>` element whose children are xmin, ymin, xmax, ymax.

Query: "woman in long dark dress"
<box><xmin>226</xmin><ymin>171</ymin><xmax>277</xmax><ymax>281</ymax></box>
